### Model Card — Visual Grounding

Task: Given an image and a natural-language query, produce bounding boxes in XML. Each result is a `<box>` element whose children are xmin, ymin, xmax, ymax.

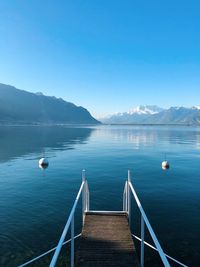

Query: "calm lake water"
<box><xmin>0</xmin><ymin>125</ymin><xmax>200</xmax><ymax>267</ymax></box>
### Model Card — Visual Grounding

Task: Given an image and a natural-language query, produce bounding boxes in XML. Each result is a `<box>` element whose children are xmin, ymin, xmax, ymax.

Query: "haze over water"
<box><xmin>0</xmin><ymin>125</ymin><xmax>200</xmax><ymax>266</ymax></box>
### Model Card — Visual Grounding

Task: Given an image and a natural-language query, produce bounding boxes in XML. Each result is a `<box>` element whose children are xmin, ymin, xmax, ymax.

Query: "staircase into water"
<box><xmin>19</xmin><ymin>170</ymin><xmax>188</xmax><ymax>267</ymax></box>
<box><xmin>76</xmin><ymin>211</ymin><xmax>139</xmax><ymax>267</ymax></box>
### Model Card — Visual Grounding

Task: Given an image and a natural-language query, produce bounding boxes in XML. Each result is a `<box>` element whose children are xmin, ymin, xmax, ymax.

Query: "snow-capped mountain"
<box><xmin>100</xmin><ymin>105</ymin><xmax>200</xmax><ymax>125</ymax></box>
<box><xmin>128</xmin><ymin>105</ymin><xmax>164</xmax><ymax>115</ymax></box>
<box><xmin>193</xmin><ymin>106</ymin><xmax>200</xmax><ymax>110</ymax></box>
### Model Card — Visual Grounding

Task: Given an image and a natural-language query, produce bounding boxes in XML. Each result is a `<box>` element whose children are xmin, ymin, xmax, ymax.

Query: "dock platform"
<box><xmin>75</xmin><ymin>211</ymin><xmax>139</xmax><ymax>267</ymax></box>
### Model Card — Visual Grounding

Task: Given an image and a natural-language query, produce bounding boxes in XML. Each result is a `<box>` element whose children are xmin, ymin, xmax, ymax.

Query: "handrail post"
<box><xmin>86</xmin><ymin>181</ymin><xmax>90</xmax><ymax>211</ymax></box>
<box><xmin>71</xmin><ymin>215</ymin><xmax>74</xmax><ymax>267</ymax></box>
<box><xmin>123</xmin><ymin>183</ymin><xmax>125</xmax><ymax>211</ymax></box>
<box><xmin>82</xmin><ymin>169</ymin><xmax>86</xmax><ymax>224</ymax></box>
<box><xmin>128</xmin><ymin>170</ymin><xmax>131</xmax><ymax>224</ymax></box>
<box><xmin>126</xmin><ymin>181</ymin><xmax>128</xmax><ymax>212</ymax></box>
<box><xmin>123</xmin><ymin>181</ymin><xmax>128</xmax><ymax>212</ymax></box>
<box><xmin>141</xmin><ymin>215</ymin><xmax>145</xmax><ymax>267</ymax></box>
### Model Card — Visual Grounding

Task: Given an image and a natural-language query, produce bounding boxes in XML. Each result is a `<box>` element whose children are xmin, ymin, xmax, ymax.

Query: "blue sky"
<box><xmin>0</xmin><ymin>0</ymin><xmax>200</xmax><ymax>118</ymax></box>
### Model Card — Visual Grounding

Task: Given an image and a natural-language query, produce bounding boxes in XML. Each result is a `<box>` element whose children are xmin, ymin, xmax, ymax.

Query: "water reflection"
<box><xmin>195</xmin><ymin>133</ymin><xmax>200</xmax><ymax>149</ymax></box>
<box><xmin>92</xmin><ymin>126</ymin><xmax>158</xmax><ymax>148</ymax></box>
<box><xmin>0</xmin><ymin>126</ymin><xmax>94</xmax><ymax>163</ymax></box>
<box><xmin>92</xmin><ymin>125</ymin><xmax>200</xmax><ymax>149</ymax></box>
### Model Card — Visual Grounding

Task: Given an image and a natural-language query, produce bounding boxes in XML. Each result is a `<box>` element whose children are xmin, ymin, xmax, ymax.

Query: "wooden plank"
<box><xmin>75</xmin><ymin>212</ymin><xmax>140</xmax><ymax>267</ymax></box>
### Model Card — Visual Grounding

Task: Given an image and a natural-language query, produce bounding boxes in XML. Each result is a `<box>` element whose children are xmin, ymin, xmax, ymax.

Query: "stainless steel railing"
<box><xmin>123</xmin><ymin>170</ymin><xmax>188</xmax><ymax>267</ymax></box>
<box><xmin>49</xmin><ymin>170</ymin><xmax>89</xmax><ymax>267</ymax></box>
<box><xmin>18</xmin><ymin>170</ymin><xmax>89</xmax><ymax>267</ymax></box>
<box><xmin>18</xmin><ymin>234</ymin><xmax>81</xmax><ymax>267</ymax></box>
<box><xmin>18</xmin><ymin>170</ymin><xmax>188</xmax><ymax>267</ymax></box>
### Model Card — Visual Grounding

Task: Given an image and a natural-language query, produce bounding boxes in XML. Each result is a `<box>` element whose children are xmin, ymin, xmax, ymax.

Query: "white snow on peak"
<box><xmin>193</xmin><ymin>106</ymin><xmax>200</xmax><ymax>110</ymax></box>
<box><xmin>128</xmin><ymin>105</ymin><xmax>163</xmax><ymax>115</ymax></box>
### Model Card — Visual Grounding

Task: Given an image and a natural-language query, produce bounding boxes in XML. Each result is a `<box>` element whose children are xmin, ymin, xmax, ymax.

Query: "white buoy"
<box><xmin>39</xmin><ymin>158</ymin><xmax>49</xmax><ymax>169</ymax></box>
<box><xmin>162</xmin><ymin>160</ymin><xmax>169</xmax><ymax>170</ymax></box>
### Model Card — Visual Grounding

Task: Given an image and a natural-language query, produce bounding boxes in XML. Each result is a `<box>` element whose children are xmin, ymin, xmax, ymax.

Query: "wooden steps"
<box><xmin>75</xmin><ymin>212</ymin><xmax>139</xmax><ymax>267</ymax></box>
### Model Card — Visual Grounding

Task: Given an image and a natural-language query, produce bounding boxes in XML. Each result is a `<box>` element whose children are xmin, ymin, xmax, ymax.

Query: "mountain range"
<box><xmin>100</xmin><ymin>105</ymin><xmax>200</xmax><ymax>125</ymax></box>
<box><xmin>1</xmin><ymin>83</ymin><xmax>200</xmax><ymax>126</ymax></box>
<box><xmin>0</xmin><ymin>83</ymin><xmax>100</xmax><ymax>125</ymax></box>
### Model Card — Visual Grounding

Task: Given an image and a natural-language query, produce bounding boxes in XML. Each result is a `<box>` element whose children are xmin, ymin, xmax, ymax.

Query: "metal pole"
<box><xmin>123</xmin><ymin>181</ymin><xmax>128</xmax><ymax>212</ymax></box>
<box><xmin>88</xmin><ymin>189</ymin><xmax>90</xmax><ymax>211</ymax></box>
<box><xmin>82</xmin><ymin>169</ymin><xmax>86</xmax><ymax>224</ymax></box>
<box><xmin>141</xmin><ymin>215</ymin><xmax>145</xmax><ymax>267</ymax></box>
<box><xmin>86</xmin><ymin>182</ymin><xmax>90</xmax><ymax>211</ymax></box>
<box><xmin>126</xmin><ymin>181</ymin><xmax>128</xmax><ymax>212</ymax></box>
<box><xmin>85</xmin><ymin>181</ymin><xmax>88</xmax><ymax>212</ymax></box>
<box><xmin>128</xmin><ymin>170</ymin><xmax>131</xmax><ymax>224</ymax></box>
<box><xmin>71</xmin><ymin>215</ymin><xmax>74</xmax><ymax>267</ymax></box>
<box><xmin>123</xmin><ymin>188</ymin><xmax>125</xmax><ymax>211</ymax></box>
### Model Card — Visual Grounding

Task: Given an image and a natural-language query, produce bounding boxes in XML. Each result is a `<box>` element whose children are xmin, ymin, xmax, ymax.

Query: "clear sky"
<box><xmin>0</xmin><ymin>0</ymin><xmax>200</xmax><ymax>118</ymax></box>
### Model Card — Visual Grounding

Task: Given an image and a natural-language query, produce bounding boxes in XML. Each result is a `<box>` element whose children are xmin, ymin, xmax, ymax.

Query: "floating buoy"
<box><xmin>162</xmin><ymin>160</ymin><xmax>170</xmax><ymax>170</ymax></box>
<box><xmin>39</xmin><ymin>158</ymin><xmax>49</xmax><ymax>169</ymax></box>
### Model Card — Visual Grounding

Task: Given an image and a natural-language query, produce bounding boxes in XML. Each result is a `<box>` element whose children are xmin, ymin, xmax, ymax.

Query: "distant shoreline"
<box><xmin>0</xmin><ymin>122</ymin><xmax>199</xmax><ymax>127</ymax></box>
<box><xmin>0</xmin><ymin>122</ymin><xmax>101</xmax><ymax>127</ymax></box>
<box><xmin>102</xmin><ymin>123</ymin><xmax>200</xmax><ymax>126</ymax></box>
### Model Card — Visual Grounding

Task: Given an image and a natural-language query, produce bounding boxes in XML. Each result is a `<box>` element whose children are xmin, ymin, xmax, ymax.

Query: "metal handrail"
<box><xmin>18</xmin><ymin>170</ymin><xmax>89</xmax><ymax>267</ymax></box>
<box><xmin>132</xmin><ymin>234</ymin><xmax>188</xmax><ymax>267</ymax></box>
<box><xmin>18</xmin><ymin>234</ymin><xmax>81</xmax><ymax>267</ymax></box>
<box><xmin>123</xmin><ymin>170</ymin><xmax>170</xmax><ymax>267</ymax></box>
<box><xmin>49</xmin><ymin>170</ymin><xmax>89</xmax><ymax>267</ymax></box>
<box><xmin>18</xmin><ymin>169</ymin><xmax>187</xmax><ymax>267</ymax></box>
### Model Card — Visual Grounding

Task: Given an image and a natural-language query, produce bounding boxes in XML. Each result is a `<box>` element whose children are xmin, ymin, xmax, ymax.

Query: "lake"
<box><xmin>0</xmin><ymin>125</ymin><xmax>200</xmax><ymax>266</ymax></box>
